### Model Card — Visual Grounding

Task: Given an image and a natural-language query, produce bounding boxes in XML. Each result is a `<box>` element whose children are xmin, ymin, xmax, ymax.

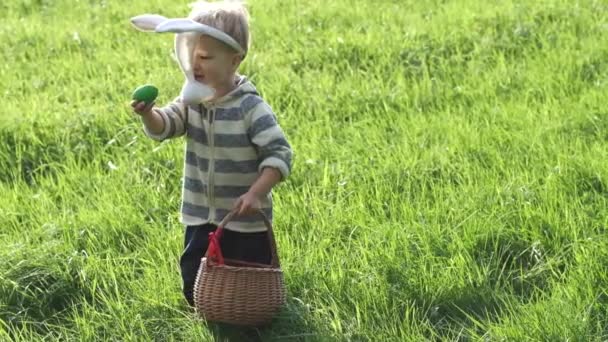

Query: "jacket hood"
<box><xmin>204</xmin><ymin>74</ymin><xmax>259</xmax><ymax>106</ymax></box>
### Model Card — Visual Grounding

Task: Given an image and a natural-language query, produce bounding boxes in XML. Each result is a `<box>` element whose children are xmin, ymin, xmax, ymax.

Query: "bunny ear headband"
<box><xmin>130</xmin><ymin>14</ymin><xmax>246</xmax><ymax>55</ymax></box>
<box><xmin>130</xmin><ymin>14</ymin><xmax>246</xmax><ymax>104</ymax></box>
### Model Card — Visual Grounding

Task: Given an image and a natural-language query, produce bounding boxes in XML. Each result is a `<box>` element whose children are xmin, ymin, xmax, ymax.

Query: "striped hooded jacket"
<box><xmin>144</xmin><ymin>76</ymin><xmax>292</xmax><ymax>232</ymax></box>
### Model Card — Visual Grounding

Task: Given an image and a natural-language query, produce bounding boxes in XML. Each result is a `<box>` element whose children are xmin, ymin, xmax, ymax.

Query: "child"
<box><xmin>130</xmin><ymin>1</ymin><xmax>292</xmax><ymax>306</ymax></box>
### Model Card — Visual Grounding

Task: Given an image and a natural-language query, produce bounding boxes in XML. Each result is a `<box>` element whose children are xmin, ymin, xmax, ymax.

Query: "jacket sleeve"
<box><xmin>247</xmin><ymin>101</ymin><xmax>293</xmax><ymax>180</ymax></box>
<box><xmin>143</xmin><ymin>97</ymin><xmax>188</xmax><ymax>141</ymax></box>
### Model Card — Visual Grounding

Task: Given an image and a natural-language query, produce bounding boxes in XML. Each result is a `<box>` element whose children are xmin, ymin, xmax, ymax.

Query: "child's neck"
<box><xmin>210</xmin><ymin>75</ymin><xmax>238</xmax><ymax>102</ymax></box>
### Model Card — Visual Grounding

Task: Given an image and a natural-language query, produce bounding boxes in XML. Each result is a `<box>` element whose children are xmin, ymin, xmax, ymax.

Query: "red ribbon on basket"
<box><xmin>207</xmin><ymin>227</ymin><xmax>225</xmax><ymax>265</ymax></box>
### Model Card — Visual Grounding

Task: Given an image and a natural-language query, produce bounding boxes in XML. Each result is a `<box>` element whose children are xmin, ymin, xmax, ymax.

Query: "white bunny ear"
<box><xmin>130</xmin><ymin>14</ymin><xmax>169</xmax><ymax>32</ymax></box>
<box><xmin>155</xmin><ymin>19</ymin><xmax>203</xmax><ymax>33</ymax></box>
<box><xmin>156</xmin><ymin>18</ymin><xmax>246</xmax><ymax>55</ymax></box>
<box><xmin>175</xmin><ymin>33</ymin><xmax>196</xmax><ymax>77</ymax></box>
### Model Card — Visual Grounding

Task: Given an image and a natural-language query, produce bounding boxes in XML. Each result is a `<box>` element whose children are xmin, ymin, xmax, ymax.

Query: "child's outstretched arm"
<box><xmin>131</xmin><ymin>98</ymin><xmax>188</xmax><ymax>141</ymax></box>
<box><xmin>132</xmin><ymin>101</ymin><xmax>164</xmax><ymax>134</ymax></box>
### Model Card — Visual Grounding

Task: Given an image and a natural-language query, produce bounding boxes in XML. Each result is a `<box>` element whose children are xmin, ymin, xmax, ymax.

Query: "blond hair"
<box><xmin>188</xmin><ymin>1</ymin><xmax>250</xmax><ymax>56</ymax></box>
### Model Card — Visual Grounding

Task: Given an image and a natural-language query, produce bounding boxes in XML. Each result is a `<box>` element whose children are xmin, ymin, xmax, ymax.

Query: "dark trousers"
<box><xmin>179</xmin><ymin>223</ymin><xmax>272</xmax><ymax>306</ymax></box>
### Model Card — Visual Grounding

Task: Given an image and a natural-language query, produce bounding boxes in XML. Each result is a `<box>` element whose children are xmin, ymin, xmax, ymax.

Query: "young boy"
<box><xmin>131</xmin><ymin>1</ymin><xmax>292</xmax><ymax>306</ymax></box>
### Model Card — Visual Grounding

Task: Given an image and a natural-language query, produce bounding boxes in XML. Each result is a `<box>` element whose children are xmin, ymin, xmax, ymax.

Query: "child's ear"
<box><xmin>130</xmin><ymin>14</ymin><xmax>169</xmax><ymax>32</ymax></box>
<box><xmin>231</xmin><ymin>54</ymin><xmax>244</xmax><ymax>69</ymax></box>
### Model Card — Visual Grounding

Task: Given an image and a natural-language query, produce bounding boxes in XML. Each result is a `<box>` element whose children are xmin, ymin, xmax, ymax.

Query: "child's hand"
<box><xmin>131</xmin><ymin>100</ymin><xmax>155</xmax><ymax>116</ymax></box>
<box><xmin>233</xmin><ymin>191</ymin><xmax>262</xmax><ymax>217</ymax></box>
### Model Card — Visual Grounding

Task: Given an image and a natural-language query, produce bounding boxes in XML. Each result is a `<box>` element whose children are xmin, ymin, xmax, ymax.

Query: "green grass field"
<box><xmin>1</xmin><ymin>0</ymin><xmax>608</xmax><ymax>340</ymax></box>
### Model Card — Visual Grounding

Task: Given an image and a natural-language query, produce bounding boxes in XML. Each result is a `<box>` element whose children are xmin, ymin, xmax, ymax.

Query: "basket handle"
<box><xmin>205</xmin><ymin>209</ymin><xmax>281</xmax><ymax>268</ymax></box>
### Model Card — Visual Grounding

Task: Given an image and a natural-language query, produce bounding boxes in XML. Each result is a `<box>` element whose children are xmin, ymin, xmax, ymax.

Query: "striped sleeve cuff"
<box><xmin>259</xmin><ymin>156</ymin><xmax>290</xmax><ymax>180</ymax></box>
<box><xmin>143</xmin><ymin>109</ymin><xmax>171</xmax><ymax>141</ymax></box>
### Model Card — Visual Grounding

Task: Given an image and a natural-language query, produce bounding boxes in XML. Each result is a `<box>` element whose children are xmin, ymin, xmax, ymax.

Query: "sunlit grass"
<box><xmin>1</xmin><ymin>0</ymin><xmax>607</xmax><ymax>340</ymax></box>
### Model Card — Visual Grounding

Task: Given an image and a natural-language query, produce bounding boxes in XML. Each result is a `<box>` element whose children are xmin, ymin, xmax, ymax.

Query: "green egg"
<box><xmin>132</xmin><ymin>84</ymin><xmax>158</xmax><ymax>104</ymax></box>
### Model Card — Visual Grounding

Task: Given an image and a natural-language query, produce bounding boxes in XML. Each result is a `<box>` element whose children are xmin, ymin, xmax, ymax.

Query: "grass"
<box><xmin>1</xmin><ymin>0</ymin><xmax>608</xmax><ymax>340</ymax></box>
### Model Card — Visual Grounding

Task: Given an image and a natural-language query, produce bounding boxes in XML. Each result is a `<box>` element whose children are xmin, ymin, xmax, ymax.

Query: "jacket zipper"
<box><xmin>207</xmin><ymin>106</ymin><xmax>216</xmax><ymax>223</ymax></box>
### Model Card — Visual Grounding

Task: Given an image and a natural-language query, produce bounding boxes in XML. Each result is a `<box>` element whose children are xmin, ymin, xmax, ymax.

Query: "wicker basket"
<box><xmin>192</xmin><ymin>209</ymin><xmax>286</xmax><ymax>326</ymax></box>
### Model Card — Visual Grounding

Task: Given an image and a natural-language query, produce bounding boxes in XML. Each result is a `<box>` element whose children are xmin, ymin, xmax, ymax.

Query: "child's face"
<box><xmin>192</xmin><ymin>35</ymin><xmax>241</xmax><ymax>91</ymax></box>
